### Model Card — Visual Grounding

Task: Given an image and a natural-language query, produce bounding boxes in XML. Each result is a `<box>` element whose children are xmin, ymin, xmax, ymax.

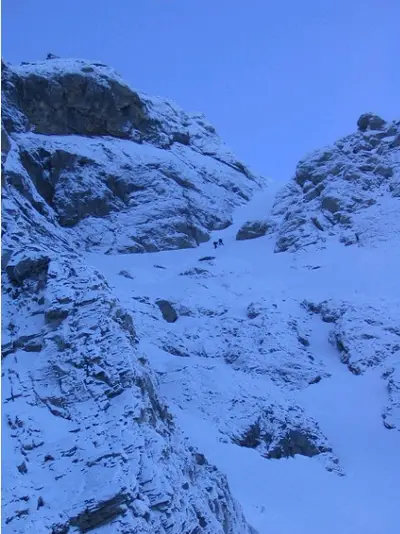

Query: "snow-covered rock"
<box><xmin>1</xmin><ymin>121</ymin><xmax>11</xmax><ymax>168</ymax></box>
<box><xmin>2</xmin><ymin>248</ymin><xmax>253</xmax><ymax>533</ymax></box>
<box><xmin>2</xmin><ymin>58</ymin><xmax>262</xmax><ymax>254</ymax></box>
<box><xmin>302</xmin><ymin>298</ymin><xmax>400</xmax><ymax>431</ymax></box>
<box><xmin>79</xmin><ymin>110</ymin><xmax>400</xmax><ymax>533</ymax></box>
<box><xmin>270</xmin><ymin>115</ymin><xmax>400</xmax><ymax>252</ymax></box>
<box><xmin>304</xmin><ymin>299</ymin><xmax>400</xmax><ymax>376</ymax></box>
<box><xmin>236</xmin><ymin>220</ymin><xmax>273</xmax><ymax>241</ymax></box>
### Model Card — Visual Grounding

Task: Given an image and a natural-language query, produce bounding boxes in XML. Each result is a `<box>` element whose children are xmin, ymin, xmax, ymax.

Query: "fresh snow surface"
<box><xmin>87</xmin><ymin>183</ymin><xmax>400</xmax><ymax>534</ymax></box>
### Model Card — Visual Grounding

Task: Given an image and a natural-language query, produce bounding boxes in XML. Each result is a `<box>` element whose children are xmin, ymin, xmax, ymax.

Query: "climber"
<box><xmin>213</xmin><ymin>241</ymin><xmax>218</xmax><ymax>249</ymax></box>
<box><xmin>218</xmin><ymin>238</ymin><xmax>224</xmax><ymax>246</ymax></box>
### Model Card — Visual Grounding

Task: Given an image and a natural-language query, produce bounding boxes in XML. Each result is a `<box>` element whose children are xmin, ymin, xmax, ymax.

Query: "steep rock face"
<box><xmin>5</xmin><ymin>61</ymin><xmax>153</xmax><ymax>139</ymax></box>
<box><xmin>269</xmin><ymin>115</ymin><xmax>400</xmax><ymax>253</ymax></box>
<box><xmin>1</xmin><ymin>59</ymin><xmax>255</xmax><ymax>534</ymax></box>
<box><xmin>2</xmin><ymin>58</ymin><xmax>261</xmax><ymax>254</ymax></box>
<box><xmin>2</xmin><ymin>252</ymin><xmax>250</xmax><ymax>533</ymax></box>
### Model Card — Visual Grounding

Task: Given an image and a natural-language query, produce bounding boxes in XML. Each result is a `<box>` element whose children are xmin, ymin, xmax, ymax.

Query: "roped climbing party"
<box><xmin>213</xmin><ymin>238</ymin><xmax>224</xmax><ymax>249</ymax></box>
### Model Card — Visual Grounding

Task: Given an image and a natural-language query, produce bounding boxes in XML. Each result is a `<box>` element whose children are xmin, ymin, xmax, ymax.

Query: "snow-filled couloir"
<box><xmin>2</xmin><ymin>56</ymin><xmax>400</xmax><ymax>534</ymax></box>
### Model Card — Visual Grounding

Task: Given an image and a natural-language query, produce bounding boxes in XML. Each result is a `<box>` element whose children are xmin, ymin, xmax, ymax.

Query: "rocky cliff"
<box><xmin>271</xmin><ymin>112</ymin><xmax>400</xmax><ymax>252</ymax></box>
<box><xmin>2</xmin><ymin>58</ymin><xmax>261</xmax><ymax>254</ymax></box>
<box><xmin>1</xmin><ymin>58</ymin><xmax>258</xmax><ymax>534</ymax></box>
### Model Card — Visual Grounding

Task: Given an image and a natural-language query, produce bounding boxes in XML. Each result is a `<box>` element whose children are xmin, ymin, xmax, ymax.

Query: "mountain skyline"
<box><xmin>3</xmin><ymin>0</ymin><xmax>399</xmax><ymax>181</ymax></box>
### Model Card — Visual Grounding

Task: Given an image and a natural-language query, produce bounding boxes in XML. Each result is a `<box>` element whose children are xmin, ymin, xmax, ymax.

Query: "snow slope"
<box><xmin>88</xmin><ymin>183</ymin><xmax>400</xmax><ymax>534</ymax></box>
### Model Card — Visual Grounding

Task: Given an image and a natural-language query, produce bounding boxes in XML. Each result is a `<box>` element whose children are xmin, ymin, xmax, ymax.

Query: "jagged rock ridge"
<box><xmin>271</xmin><ymin>113</ymin><xmax>400</xmax><ymax>252</ymax></box>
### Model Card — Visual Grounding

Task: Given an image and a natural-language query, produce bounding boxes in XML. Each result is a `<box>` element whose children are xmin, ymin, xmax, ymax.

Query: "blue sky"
<box><xmin>2</xmin><ymin>0</ymin><xmax>399</xmax><ymax>180</ymax></box>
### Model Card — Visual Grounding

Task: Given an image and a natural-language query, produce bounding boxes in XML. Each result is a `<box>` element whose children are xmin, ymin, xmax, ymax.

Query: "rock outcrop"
<box><xmin>383</xmin><ymin>363</ymin><xmax>400</xmax><ymax>430</ymax></box>
<box><xmin>269</xmin><ymin>114</ymin><xmax>400</xmax><ymax>252</ymax></box>
<box><xmin>233</xmin><ymin>411</ymin><xmax>339</xmax><ymax>472</ymax></box>
<box><xmin>121</xmin><ymin>283</ymin><xmax>340</xmax><ymax>475</ymax></box>
<box><xmin>304</xmin><ymin>298</ymin><xmax>400</xmax><ymax>373</ymax></box>
<box><xmin>2</xmin><ymin>248</ymin><xmax>252</xmax><ymax>533</ymax></box>
<box><xmin>236</xmin><ymin>219</ymin><xmax>272</xmax><ymax>241</ymax></box>
<box><xmin>304</xmin><ymin>298</ymin><xmax>400</xmax><ymax>429</ymax></box>
<box><xmin>357</xmin><ymin>112</ymin><xmax>387</xmax><ymax>132</ymax></box>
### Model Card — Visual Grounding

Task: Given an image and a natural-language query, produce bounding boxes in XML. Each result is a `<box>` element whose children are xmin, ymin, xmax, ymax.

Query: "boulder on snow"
<box><xmin>118</xmin><ymin>269</ymin><xmax>134</xmax><ymax>280</ymax></box>
<box><xmin>236</xmin><ymin>220</ymin><xmax>270</xmax><ymax>241</ymax></box>
<box><xmin>156</xmin><ymin>299</ymin><xmax>178</xmax><ymax>323</ymax></box>
<box><xmin>6</xmin><ymin>252</ymin><xmax>50</xmax><ymax>285</ymax></box>
<box><xmin>233</xmin><ymin>415</ymin><xmax>338</xmax><ymax>470</ymax></box>
<box><xmin>180</xmin><ymin>267</ymin><xmax>210</xmax><ymax>277</ymax></box>
<box><xmin>357</xmin><ymin>112</ymin><xmax>387</xmax><ymax>132</ymax></box>
<box><xmin>198</xmin><ymin>256</ymin><xmax>216</xmax><ymax>262</ymax></box>
<box><xmin>172</xmin><ymin>131</ymin><xmax>191</xmax><ymax>145</ymax></box>
<box><xmin>266</xmin><ymin>429</ymin><xmax>331</xmax><ymax>459</ymax></box>
<box><xmin>246</xmin><ymin>302</ymin><xmax>263</xmax><ymax>319</ymax></box>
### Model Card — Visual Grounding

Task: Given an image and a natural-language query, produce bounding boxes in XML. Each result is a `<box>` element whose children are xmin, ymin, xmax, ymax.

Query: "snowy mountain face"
<box><xmin>2</xmin><ymin>56</ymin><xmax>400</xmax><ymax>534</ymax></box>
<box><xmin>2</xmin><ymin>58</ymin><xmax>260</xmax><ymax>254</ymax></box>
